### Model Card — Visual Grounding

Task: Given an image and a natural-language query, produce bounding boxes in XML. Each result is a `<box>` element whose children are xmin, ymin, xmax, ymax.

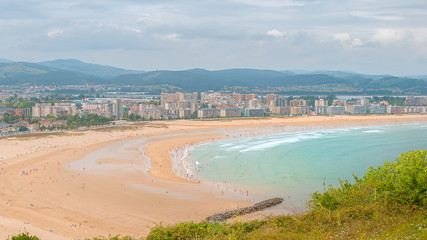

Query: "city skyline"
<box><xmin>1</xmin><ymin>0</ymin><xmax>426</xmax><ymax>75</ymax></box>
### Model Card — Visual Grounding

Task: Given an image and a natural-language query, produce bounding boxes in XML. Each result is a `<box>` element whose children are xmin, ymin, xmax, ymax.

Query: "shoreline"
<box><xmin>165</xmin><ymin>117</ymin><xmax>427</xmax><ymax>208</ymax></box>
<box><xmin>0</xmin><ymin>115</ymin><xmax>426</xmax><ymax>239</ymax></box>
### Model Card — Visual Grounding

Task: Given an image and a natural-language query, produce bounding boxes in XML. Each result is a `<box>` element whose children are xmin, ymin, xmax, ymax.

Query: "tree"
<box><xmin>18</xmin><ymin>126</ymin><xmax>29</xmax><ymax>132</ymax></box>
<box><xmin>148</xmin><ymin>100</ymin><xmax>160</xmax><ymax>105</ymax></box>
<box><xmin>17</xmin><ymin>101</ymin><xmax>35</xmax><ymax>109</ymax></box>
<box><xmin>200</xmin><ymin>103</ymin><xmax>209</xmax><ymax>108</ymax></box>
<box><xmin>326</xmin><ymin>94</ymin><xmax>336</xmax><ymax>106</ymax></box>
<box><xmin>190</xmin><ymin>111</ymin><xmax>198</xmax><ymax>119</ymax></box>
<box><xmin>76</xmin><ymin>102</ymin><xmax>82</xmax><ymax>109</ymax></box>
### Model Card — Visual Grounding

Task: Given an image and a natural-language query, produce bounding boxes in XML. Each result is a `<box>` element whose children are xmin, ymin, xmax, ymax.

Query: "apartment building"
<box><xmin>270</xmin><ymin>97</ymin><xmax>288</xmax><ymax>108</ymax></box>
<box><xmin>327</xmin><ymin>106</ymin><xmax>345</xmax><ymax>115</ymax></box>
<box><xmin>220</xmin><ymin>107</ymin><xmax>241</xmax><ymax>117</ymax></box>
<box><xmin>315</xmin><ymin>99</ymin><xmax>328</xmax><ymax>107</ymax></box>
<box><xmin>290</xmin><ymin>106</ymin><xmax>309</xmax><ymax>116</ymax></box>
<box><xmin>345</xmin><ymin>105</ymin><xmax>369</xmax><ymax>115</ymax></box>
<box><xmin>265</xmin><ymin>94</ymin><xmax>278</xmax><ymax>106</ymax></box>
<box><xmin>200</xmin><ymin>92</ymin><xmax>238</xmax><ymax>107</ymax></box>
<box><xmin>314</xmin><ymin>106</ymin><xmax>328</xmax><ymax>115</ymax></box>
<box><xmin>243</xmin><ymin>108</ymin><xmax>265</xmax><ymax>117</ymax></box>
<box><xmin>271</xmin><ymin>106</ymin><xmax>290</xmax><ymax>115</ymax></box>
<box><xmin>139</xmin><ymin>108</ymin><xmax>163</xmax><ymax>120</ymax></box>
<box><xmin>198</xmin><ymin>108</ymin><xmax>220</xmax><ymax>118</ymax></box>
<box><xmin>15</xmin><ymin>108</ymin><xmax>31</xmax><ymax>117</ymax></box>
<box><xmin>32</xmin><ymin>103</ymin><xmax>54</xmax><ymax>117</ymax></box>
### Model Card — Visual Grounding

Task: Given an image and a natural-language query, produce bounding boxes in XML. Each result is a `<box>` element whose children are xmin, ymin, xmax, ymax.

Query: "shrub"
<box><xmin>10</xmin><ymin>232</ymin><xmax>39</xmax><ymax>240</ymax></box>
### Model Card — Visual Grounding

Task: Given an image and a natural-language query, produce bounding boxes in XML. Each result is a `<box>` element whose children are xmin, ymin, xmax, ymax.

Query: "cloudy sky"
<box><xmin>1</xmin><ymin>0</ymin><xmax>426</xmax><ymax>75</ymax></box>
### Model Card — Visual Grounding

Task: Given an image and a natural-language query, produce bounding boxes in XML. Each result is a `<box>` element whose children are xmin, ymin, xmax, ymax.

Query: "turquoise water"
<box><xmin>186</xmin><ymin>124</ymin><xmax>427</xmax><ymax>207</ymax></box>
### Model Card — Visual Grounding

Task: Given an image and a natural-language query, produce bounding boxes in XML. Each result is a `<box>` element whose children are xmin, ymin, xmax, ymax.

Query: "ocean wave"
<box><xmin>213</xmin><ymin>155</ymin><xmax>226</xmax><ymax>160</ymax></box>
<box><xmin>226</xmin><ymin>145</ymin><xmax>248</xmax><ymax>151</ymax></box>
<box><xmin>239</xmin><ymin>134</ymin><xmax>322</xmax><ymax>152</ymax></box>
<box><xmin>219</xmin><ymin>143</ymin><xmax>233</xmax><ymax>147</ymax></box>
<box><xmin>362</xmin><ymin>129</ymin><xmax>383</xmax><ymax>133</ymax></box>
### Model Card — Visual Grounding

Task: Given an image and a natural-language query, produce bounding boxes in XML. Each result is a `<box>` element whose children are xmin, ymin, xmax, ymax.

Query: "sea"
<box><xmin>184</xmin><ymin>123</ymin><xmax>427</xmax><ymax>208</ymax></box>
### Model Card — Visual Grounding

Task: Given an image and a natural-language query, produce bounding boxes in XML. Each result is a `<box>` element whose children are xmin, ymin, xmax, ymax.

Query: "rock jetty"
<box><xmin>206</xmin><ymin>197</ymin><xmax>284</xmax><ymax>222</ymax></box>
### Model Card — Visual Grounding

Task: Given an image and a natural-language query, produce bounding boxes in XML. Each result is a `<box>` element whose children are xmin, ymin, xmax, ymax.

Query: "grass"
<box><xmin>8</xmin><ymin>150</ymin><xmax>427</xmax><ymax>240</ymax></box>
<box><xmin>144</xmin><ymin>206</ymin><xmax>426</xmax><ymax>239</ymax></box>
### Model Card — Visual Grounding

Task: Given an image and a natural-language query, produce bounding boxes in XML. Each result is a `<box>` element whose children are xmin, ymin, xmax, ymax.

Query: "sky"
<box><xmin>0</xmin><ymin>0</ymin><xmax>426</xmax><ymax>75</ymax></box>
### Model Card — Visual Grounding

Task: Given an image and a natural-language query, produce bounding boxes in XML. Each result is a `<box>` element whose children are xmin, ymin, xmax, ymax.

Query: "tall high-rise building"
<box><xmin>289</xmin><ymin>99</ymin><xmax>308</xmax><ymax>107</ymax></box>
<box><xmin>315</xmin><ymin>99</ymin><xmax>328</xmax><ymax>107</ymax></box>
<box><xmin>266</xmin><ymin>94</ymin><xmax>278</xmax><ymax>106</ymax></box>
<box><xmin>359</xmin><ymin>97</ymin><xmax>370</xmax><ymax>106</ymax></box>
<box><xmin>271</xmin><ymin>97</ymin><xmax>287</xmax><ymax>107</ymax></box>
<box><xmin>112</xmin><ymin>99</ymin><xmax>123</xmax><ymax>118</ymax></box>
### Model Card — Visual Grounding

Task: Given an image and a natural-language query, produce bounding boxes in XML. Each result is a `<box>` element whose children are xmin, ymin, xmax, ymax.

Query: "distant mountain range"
<box><xmin>38</xmin><ymin>59</ymin><xmax>142</xmax><ymax>78</ymax></box>
<box><xmin>0</xmin><ymin>59</ymin><xmax>426</xmax><ymax>94</ymax></box>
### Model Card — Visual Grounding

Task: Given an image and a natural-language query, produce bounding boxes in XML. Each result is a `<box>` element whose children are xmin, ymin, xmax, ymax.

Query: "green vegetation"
<box><xmin>7</xmin><ymin>150</ymin><xmax>427</xmax><ymax>239</ymax></box>
<box><xmin>9</xmin><ymin>232</ymin><xmax>39</xmax><ymax>240</ymax></box>
<box><xmin>60</xmin><ymin>114</ymin><xmax>113</xmax><ymax>129</ymax></box>
<box><xmin>372</xmin><ymin>96</ymin><xmax>406</xmax><ymax>106</ymax></box>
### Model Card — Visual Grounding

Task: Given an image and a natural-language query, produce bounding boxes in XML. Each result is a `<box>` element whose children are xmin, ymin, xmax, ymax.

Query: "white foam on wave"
<box><xmin>226</xmin><ymin>145</ymin><xmax>248</xmax><ymax>151</ymax></box>
<box><xmin>213</xmin><ymin>155</ymin><xmax>226</xmax><ymax>160</ymax></box>
<box><xmin>239</xmin><ymin>133</ymin><xmax>322</xmax><ymax>152</ymax></box>
<box><xmin>219</xmin><ymin>143</ymin><xmax>233</xmax><ymax>147</ymax></box>
<box><xmin>335</xmin><ymin>128</ymin><xmax>351</xmax><ymax>132</ymax></box>
<box><xmin>363</xmin><ymin>129</ymin><xmax>383</xmax><ymax>133</ymax></box>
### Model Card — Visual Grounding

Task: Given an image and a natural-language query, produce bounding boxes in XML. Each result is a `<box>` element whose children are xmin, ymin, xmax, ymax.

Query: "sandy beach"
<box><xmin>0</xmin><ymin>115</ymin><xmax>426</xmax><ymax>239</ymax></box>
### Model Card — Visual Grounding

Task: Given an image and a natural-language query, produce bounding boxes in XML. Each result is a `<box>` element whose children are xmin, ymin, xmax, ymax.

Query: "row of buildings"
<box><xmin>1</xmin><ymin>94</ymin><xmax>427</xmax><ymax>124</ymax></box>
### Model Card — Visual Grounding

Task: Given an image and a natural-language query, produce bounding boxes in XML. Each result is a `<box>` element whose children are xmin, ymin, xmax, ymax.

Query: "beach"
<box><xmin>0</xmin><ymin>115</ymin><xmax>426</xmax><ymax>239</ymax></box>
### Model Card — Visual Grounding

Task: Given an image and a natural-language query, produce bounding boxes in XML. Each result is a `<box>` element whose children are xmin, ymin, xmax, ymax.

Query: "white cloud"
<box><xmin>333</xmin><ymin>33</ymin><xmax>363</xmax><ymax>48</ymax></box>
<box><xmin>47</xmin><ymin>29</ymin><xmax>64</xmax><ymax>37</ymax></box>
<box><xmin>231</xmin><ymin>0</ymin><xmax>304</xmax><ymax>7</ymax></box>
<box><xmin>351</xmin><ymin>38</ymin><xmax>363</xmax><ymax>47</ymax></box>
<box><xmin>267</xmin><ymin>29</ymin><xmax>286</xmax><ymax>37</ymax></box>
<box><xmin>125</xmin><ymin>26</ymin><xmax>141</xmax><ymax>33</ymax></box>
<box><xmin>351</xmin><ymin>11</ymin><xmax>405</xmax><ymax>21</ymax></box>
<box><xmin>370</xmin><ymin>29</ymin><xmax>403</xmax><ymax>44</ymax></box>
<box><xmin>162</xmin><ymin>33</ymin><xmax>181</xmax><ymax>41</ymax></box>
<box><xmin>333</xmin><ymin>33</ymin><xmax>350</xmax><ymax>41</ymax></box>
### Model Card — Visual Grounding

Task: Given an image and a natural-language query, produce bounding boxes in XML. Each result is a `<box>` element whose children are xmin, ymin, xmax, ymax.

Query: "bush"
<box><xmin>10</xmin><ymin>232</ymin><xmax>39</xmax><ymax>240</ymax></box>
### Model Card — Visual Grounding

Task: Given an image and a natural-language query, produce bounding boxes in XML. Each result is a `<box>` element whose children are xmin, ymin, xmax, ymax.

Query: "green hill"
<box><xmin>0</xmin><ymin>59</ymin><xmax>426</xmax><ymax>94</ymax></box>
<box><xmin>0</xmin><ymin>61</ymin><xmax>110</xmax><ymax>85</ymax></box>
<box><xmin>112</xmin><ymin>70</ymin><xmax>228</xmax><ymax>91</ymax></box>
<box><xmin>38</xmin><ymin>59</ymin><xmax>142</xmax><ymax>78</ymax></box>
<box><xmin>0</xmin><ymin>62</ymin><xmax>56</xmax><ymax>78</ymax></box>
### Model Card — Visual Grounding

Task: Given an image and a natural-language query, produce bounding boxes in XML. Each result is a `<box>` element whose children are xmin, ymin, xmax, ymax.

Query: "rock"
<box><xmin>206</xmin><ymin>197</ymin><xmax>284</xmax><ymax>222</ymax></box>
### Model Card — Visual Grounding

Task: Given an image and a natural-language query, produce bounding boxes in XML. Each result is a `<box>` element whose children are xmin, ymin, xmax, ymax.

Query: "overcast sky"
<box><xmin>1</xmin><ymin>0</ymin><xmax>426</xmax><ymax>75</ymax></box>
